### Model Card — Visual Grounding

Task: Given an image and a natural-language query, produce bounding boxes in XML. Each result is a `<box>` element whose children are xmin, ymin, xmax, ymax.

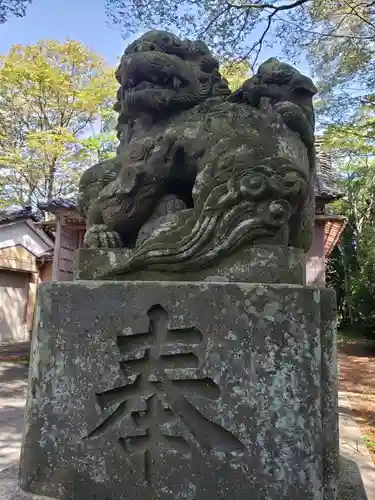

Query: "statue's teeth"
<box><xmin>173</xmin><ymin>77</ymin><xmax>181</xmax><ymax>90</ymax></box>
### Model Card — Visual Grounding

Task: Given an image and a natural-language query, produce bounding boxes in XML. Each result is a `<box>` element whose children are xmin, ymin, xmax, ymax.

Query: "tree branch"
<box><xmin>227</xmin><ymin>0</ymin><xmax>310</xmax><ymax>11</ymax></box>
<box><xmin>274</xmin><ymin>12</ymin><xmax>375</xmax><ymax>39</ymax></box>
<box><xmin>342</xmin><ymin>0</ymin><xmax>375</xmax><ymax>32</ymax></box>
<box><xmin>249</xmin><ymin>12</ymin><xmax>273</xmax><ymax>70</ymax></box>
<box><xmin>200</xmin><ymin>5</ymin><xmax>231</xmax><ymax>35</ymax></box>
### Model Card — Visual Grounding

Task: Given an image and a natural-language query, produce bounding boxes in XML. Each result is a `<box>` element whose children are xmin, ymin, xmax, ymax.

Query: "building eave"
<box><xmin>315</xmin><ymin>214</ymin><xmax>347</xmax><ymax>257</ymax></box>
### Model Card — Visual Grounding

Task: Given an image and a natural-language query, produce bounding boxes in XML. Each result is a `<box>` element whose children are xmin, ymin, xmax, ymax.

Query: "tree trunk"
<box><xmin>47</xmin><ymin>160</ymin><xmax>57</xmax><ymax>201</ymax></box>
<box><xmin>338</xmin><ymin>243</ymin><xmax>354</xmax><ymax>325</ymax></box>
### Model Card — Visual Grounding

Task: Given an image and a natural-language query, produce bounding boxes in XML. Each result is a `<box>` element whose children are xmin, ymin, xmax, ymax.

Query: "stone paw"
<box><xmin>84</xmin><ymin>225</ymin><xmax>122</xmax><ymax>249</ymax></box>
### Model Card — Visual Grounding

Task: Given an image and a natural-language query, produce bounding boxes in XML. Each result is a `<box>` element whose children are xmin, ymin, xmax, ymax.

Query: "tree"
<box><xmin>0</xmin><ymin>40</ymin><xmax>118</xmax><ymax>208</ymax></box>
<box><xmin>106</xmin><ymin>0</ymin><xmax>309</xmax><ymax>64</ymax></box>
<box><xmin>0</xmin><ymin>0</ymin><xmax>32</xmax><ymax>23</ymax></box>
<box><xmin>106</xmin><ymin>0</ymin><xmax>375</xmax><ymax>151</ymax></box>
<box><xmin>79</xmin><ymin>106</ymin><xmax>118</xmax><ymax>164</ymax></box>
<box><xmin>220</xmin><ymin>60</ymin><xmax>252</xmax><ymax>90</ymax></box>
<box><xmin>324</xmin><ymin>138</ymin><xmax>375</xmax><ymax>331</ymax></box>
<box><xmin>105</xmin><ymin>1</ymin><xmax>375</xmax><ymax>91</ymax></box>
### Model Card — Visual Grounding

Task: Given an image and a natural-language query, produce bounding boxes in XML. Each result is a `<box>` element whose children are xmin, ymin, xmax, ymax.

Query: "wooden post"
<box><xmin>306</xmin><ymin>220</ymin><xmax>326</xmax><ymax>286</ymax></box>
<box><xmin>52</xmin><ymin>218</ymin><xmax>62</xmax><ymax>281</ymax></box>
<box><xmin>25</xmin><ymin>272</ymin><xmax>39</xmax><ymax>339</ymax></box>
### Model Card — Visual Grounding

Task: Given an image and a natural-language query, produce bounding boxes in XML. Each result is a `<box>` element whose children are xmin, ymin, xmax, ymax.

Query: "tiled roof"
<box><xmin>0</xmin><ymin>206</ymin><xmax>41</xmax><ymax>225</ymax></box>
<box><xmin>314</xmin><ymin>139</ymin><xmax>342</xmax><ymax>201</ymax></box>
<box><xmin>38</xmin><ymin>198</ymin><xmax>77</xmax><ymax>212</ymax></box>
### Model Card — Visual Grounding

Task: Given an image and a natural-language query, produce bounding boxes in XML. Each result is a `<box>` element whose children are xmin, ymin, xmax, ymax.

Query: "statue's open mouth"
<box><xmin>117</xmin><ymin>50</ymin><xmax>194</xmax><ymax>100</ymax></box>
<box><xmin>124</xmin><ymin>73</ymin><xmax>186</xmax><ymax>92</ymax></box>
<box><xmin>117</xmin><ymin>60</ymin><xmax>194</xmax><ymax>115</ymax></box>
<box><xmin>121</xmin><ymin>53</ymin><xmax>190</xmax><ymax>92</ymax></box>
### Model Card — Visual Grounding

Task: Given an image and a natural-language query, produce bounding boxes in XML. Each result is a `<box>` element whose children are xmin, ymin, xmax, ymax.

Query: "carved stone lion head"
<box><xmin>114</xmin><ymin>30</ymin><xmax>230</xmax><ymax>129</ymax></box>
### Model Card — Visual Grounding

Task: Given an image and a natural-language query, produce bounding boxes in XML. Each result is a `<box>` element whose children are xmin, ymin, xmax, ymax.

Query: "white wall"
<box><xmin>0</xmin><ymin>270</ymin><xmax>29</xmax><ymax>343</ymax></box>
<box><xmin>0</xmin><ymin>220</ymin><xmax>53</xmax><ymax>257</ymax></box>
<box><xmin>306</xmin><ymin>222</ymin><xmax>325</xmax><ymax>286</ymax></box>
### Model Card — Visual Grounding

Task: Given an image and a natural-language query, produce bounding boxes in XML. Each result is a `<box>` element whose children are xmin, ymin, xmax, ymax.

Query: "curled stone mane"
<box><xmin>102</xmin><ymin>103</ymin><xmax>313</xmax><ymax>277</ymax></box>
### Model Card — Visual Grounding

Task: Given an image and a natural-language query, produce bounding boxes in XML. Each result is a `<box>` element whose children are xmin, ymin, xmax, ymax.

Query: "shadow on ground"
<box><xmin>0</xmin><ymin>422</ymin><xmax>24</xmax><ymax>472</ymax></box>
<box><xmin>339</xmin><ymin>341</ymin><xmax>375</xmax><ymax>358</ymax></box>
<box><xmin>340</xmin><ymin>454</ymin><xmax>368</xmax><ymax>500</ymax></box>
<box><xmin>0</xmin><ymin>343</ymin><xmax>30</xmax><ymax>359</ymax></box>
<box><xmin>0</xmin><ymin>364</ymin><xmax>28</xmax><ymax>400</ymax></box>
<box><xmin>0</xmin><ymin>363</ymin><xmax>28</xmax><ymax>472</ymax></box>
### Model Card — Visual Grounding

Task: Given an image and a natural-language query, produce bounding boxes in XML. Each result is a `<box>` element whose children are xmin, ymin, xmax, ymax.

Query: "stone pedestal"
<box><xmin>19</xmin><ymin>250</ymin><xmax>338</xmax><ymax>500</ymax></box>
<box><xmin>73</xmin><ymin>246</ymin><xmax>307</xmax><ymax>284</ymax></box>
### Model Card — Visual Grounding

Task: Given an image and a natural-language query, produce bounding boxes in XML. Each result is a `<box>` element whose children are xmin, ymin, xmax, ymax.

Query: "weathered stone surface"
<box><xmin>77</xmin><ymin>30</ymin><xmax>317</xmax><ymax>278</ymax></box>
<box><xmin>135</xmin><ymin>194</ymin><xmax>188</xmax><ymax>247</ymax></box>
<box><xmin>74</xmin><ymin>245</ymin><xmax>306</xmax><ymax>284</ymax></box>
<box><xmin>20</xmin><ymin>280</ymin><xmax>337</xmax><ymax>500</ymax></box>
<box><xmin>320</xmin><ymin>289</ymin><xmax>339</xmax><ymax>500</ymax></box>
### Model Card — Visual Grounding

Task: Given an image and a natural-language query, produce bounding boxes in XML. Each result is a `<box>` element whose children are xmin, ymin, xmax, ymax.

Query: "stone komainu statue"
<box><xmin>77</xmin><ymin>30</ymin><xmax>317</xmax><ymax>276</ymax></box>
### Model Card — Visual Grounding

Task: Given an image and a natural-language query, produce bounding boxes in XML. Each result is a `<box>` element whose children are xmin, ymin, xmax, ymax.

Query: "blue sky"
<box><xmin>0</xmin><ymin>0</ymin><xmax>130</xmax><ymax>65</ymax></box>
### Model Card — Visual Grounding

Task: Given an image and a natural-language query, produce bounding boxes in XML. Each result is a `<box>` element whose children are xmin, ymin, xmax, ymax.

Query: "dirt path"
<box><xmin>338</xmin><ymin>340</ymin><xmax>375</xmax><ymax>463</ymax></box>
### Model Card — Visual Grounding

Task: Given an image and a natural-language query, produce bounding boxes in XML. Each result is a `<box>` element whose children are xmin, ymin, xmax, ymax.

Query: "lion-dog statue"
<box><xmin>77</xmin><ymin>30</ymin><xmax>317</xmax><ymax>276</ymax></box>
